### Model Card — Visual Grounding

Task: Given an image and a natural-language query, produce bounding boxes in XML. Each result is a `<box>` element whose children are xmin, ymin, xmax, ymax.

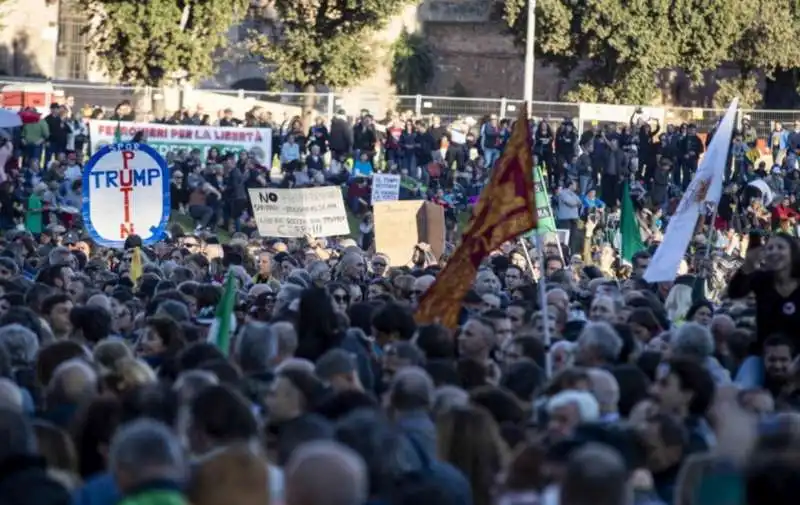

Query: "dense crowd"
<box><xmin>0</xmin><ymin>98</ymin><xmax>799</xmax><ymax>505</ymax></box>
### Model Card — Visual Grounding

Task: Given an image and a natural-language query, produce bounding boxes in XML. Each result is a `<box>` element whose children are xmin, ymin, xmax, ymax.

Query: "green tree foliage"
<box><xmin>391</xmin><ymin>29</ymin><xmax>435</xmax><ymax>95</ymax></box>
<box><xmin>714</xmin><ymin>76</ymin><xmax>763</xmax><ymax>109</ymax></box>
<box><xmin>245</xmin><ymin>0</ymin><xmax>415</xmax><ymax>94</ymax></box>
<box><xmin>80</xmin><ymin>0</ymin><xmax>249</xmax><ymax>86</ymax></box>
<box><xmin>504</xmin><ymin>0</ymin><xmax>800</xmax><ymax>107</ymax></box>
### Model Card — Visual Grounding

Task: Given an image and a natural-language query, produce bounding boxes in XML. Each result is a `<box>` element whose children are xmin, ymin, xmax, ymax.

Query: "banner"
<box><xmin>644</xmin><ymin>98</ymin><xmax>739</xmax><ymax>283</ymax></box>
<box><xmin>89</xmin><ymin>120</ymin><xmax>272</xmax><ymax>165</ymax></box>
<box><xmin>82</xmin><ymin>142</ymin><xmax>170</xmax><ymax>248</ymax></box>
<box><xmin>248</xmin><ymin>186</ymin><xmax>350</xmax><ymax>238</ymax></box>
<box><xmin>371</xmin><ymin>174</ymin><xmax>401</xmax><ymax>204</ymax></box>
<box><xmin>527</xmin><ymin>165</ymin><xmax>556</xmax><ymax>235</ymax></box>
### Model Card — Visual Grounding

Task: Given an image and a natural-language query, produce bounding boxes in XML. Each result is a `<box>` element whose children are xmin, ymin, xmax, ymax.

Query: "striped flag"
<box><xmin>207</xmin><ymin>271</ymin><xmax>237</xmax><ymax>356</ymax></box>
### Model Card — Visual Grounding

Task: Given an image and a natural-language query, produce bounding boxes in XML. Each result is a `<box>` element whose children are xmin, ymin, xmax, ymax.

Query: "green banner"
<box><xmin>528</xmin><ymin>165</ymin><xmax>556</xmax><ymax>236</ymax></box>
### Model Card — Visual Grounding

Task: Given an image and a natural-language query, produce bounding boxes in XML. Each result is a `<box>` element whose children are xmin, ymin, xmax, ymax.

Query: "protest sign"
<box><xmin>373</xmin><ymin>201</ymin><xmax>445</xmax><ymax>266</ymax></box>
<box><xmin>371</xmin><ymin>174</ymin><xmax>401</xmax><ymax>203</ymax></box>
<box><xmin>248</xmin><ymin>186</ymin><xmax>350</xmax><ymax>238</ymax></box>
<box><xmin>82</xmin><ymin>142</ymin><xmax>170</xmax><ymax>248</ymax></box>
<box><xmin>89</xmin><ymin>120</ymin><xmax>272</xmax><ymax>165</ymax></box>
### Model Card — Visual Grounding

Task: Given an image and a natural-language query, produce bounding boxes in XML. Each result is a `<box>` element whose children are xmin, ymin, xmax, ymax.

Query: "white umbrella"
<box><xmin>748</xmin><ymin>179</ymin><xmax>774</xmax><ymax>206</ymax></box>
<box><xmin>0</xmin><ymin>109</ymin><xmax>22</xmax><ymax>129</ymax></box>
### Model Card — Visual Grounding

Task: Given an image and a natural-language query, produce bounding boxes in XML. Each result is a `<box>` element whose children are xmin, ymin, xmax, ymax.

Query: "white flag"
<box><xmin>643</xmin><ymin>98</ymin><xmax>739</xmax><ymax>283</ymax></box>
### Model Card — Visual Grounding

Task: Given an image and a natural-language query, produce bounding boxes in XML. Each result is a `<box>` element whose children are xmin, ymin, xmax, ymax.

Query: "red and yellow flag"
<box><xmin>415</xmin><ymin>107</ymin><xmax>537</xmax><ymax>328</ymax></box>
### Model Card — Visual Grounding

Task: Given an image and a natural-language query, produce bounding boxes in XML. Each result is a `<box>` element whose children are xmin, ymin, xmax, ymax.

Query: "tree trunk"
<box><xmin>302</xmin><ymin>83</ymin><xmax>316</xmax><ymax>130</ymax></box>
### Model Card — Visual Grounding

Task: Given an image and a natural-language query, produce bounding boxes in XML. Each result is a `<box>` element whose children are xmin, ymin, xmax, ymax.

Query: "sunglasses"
<box><xmin>333</xmin><ymin>294</ymin><xmax>350</xmax><ymax>303</ymax></box>
<box><xmin>373</xmin><ymin>261</ymin><xmax>387</xmax><ymax>267</ymax></box>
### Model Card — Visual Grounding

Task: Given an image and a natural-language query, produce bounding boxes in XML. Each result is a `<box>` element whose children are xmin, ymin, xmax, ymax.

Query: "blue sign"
<box><xmin>82</xmin><ymin>143</ymin><xmax>170</xmax><ymax>249</ymax></box>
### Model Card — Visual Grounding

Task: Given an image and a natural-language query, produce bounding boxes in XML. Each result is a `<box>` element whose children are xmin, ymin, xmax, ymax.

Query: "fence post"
<box><xmin>326</xmin><ymin>92</ymin><xmax>335</xmax><ymax>121</ymax></box>
<box><xmin>500</xmin><ymin>97</ymin><xmax>508</xmax><ymax>118</ymax></box>
<box><xmin>415</xmin><ymin>95</ymin><xmax>422</xmax><ymax>117</ymax></box>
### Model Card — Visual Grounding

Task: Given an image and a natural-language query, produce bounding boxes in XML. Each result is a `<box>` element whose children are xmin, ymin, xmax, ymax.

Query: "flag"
<box><xmin>620</xmin><ymin>181</ymin><xmax>644</xmax><ymax>263</ymax></box>
<box><xmin>113</xmin><ymin>120</ymin><xmax>122</xmax><ymax>143</ymax></box>
<box><xmin>527</xmin><ymin>165</ymin><xmax>556</xmax><ymax>235</ymax></box>
<box><xmin>416</xmin><ymin>107</ymin><xmax>537</xmax><ymax>328</ymax></box>
<box><xmin>129</xmin><ymin>247</ymin><xmax>143</xmax><ymax>285</ymax></box>
<box><xmin>644</xmin><ymin>98</ymin><xmax>739</xmax><ymax>283</ymax></box>
<box><xmin>208</xmin><ymin>271</ymin><xmax>236</xmax><ymax>356</ymax></box>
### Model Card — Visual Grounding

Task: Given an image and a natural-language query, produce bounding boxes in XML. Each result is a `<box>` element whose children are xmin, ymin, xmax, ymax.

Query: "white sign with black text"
<box><xmin>248</xmin><ymin>186</ymin><xmax>350</xmax><ymax>238</ymax></box>
<box><xmin>371</xmin><ymin>174</ymin><xmax>401</xmax><ymax>204</ymax></box>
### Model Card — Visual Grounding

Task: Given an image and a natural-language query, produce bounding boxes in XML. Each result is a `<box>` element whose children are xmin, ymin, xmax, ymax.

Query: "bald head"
<box><xmin>0</xmin><ymin>378</ymin><xmax>23</xmax><ymax>412</ymax></box>
<box><xmin>286</xmin><ymin>440</ymin><xmax>367</xmax><ymax>505</ymax></box>
<box><xmin>587</xmin><ymin>368</ymin><xmax>620</xmax><ymax>416</ymax></box>
<box><xmin>47</xmin><ymin>358</ymin><xmax>98</xmax><ymax>405</ymax></box>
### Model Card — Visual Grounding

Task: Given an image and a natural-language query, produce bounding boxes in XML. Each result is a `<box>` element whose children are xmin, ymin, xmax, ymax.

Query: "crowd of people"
<box><xmin>0</xmin><ymin>98</ymin><xmax>799</xmax><ymax>505</ymax></box>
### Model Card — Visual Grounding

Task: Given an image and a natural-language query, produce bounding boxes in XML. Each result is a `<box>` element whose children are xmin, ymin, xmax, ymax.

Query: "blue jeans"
<box><xmin>734</xmin><ymin>355</ymin><xmax>764</xmax><ymax>388</ymax></box>
<box><xmin>23</xmin><ymin>144</ymin><xmax>42</xmax><ymax>167</ymax></box>
<box><xmin>579</xmin><ymin>175</ymin><xmax>591</xmax><ymax>195</ymax></box>
<box><xmin>484</xmin><ymin>148</ymin><xmax>500</xmax><ymax>169</ymax></box>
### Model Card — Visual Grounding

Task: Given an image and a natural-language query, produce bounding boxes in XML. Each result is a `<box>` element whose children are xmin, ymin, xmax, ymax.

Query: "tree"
<box><xmin>80</xmin><ymin>0</ymin><xmax>249</xmax><ymax>86</ymax></box>
<box><xmin>245</xmin><ymin>0</ymin><xmax>415</xmax><ymax>119</ymax></box>
<box><xmin>714</xmin><ymin>76</ymin><xmax>762</xmax><ymax>109</ymax></box>
<box><xmin>504</xmin><ymin>0</ymin><xmax>677</xmax><ymax>104</ymax></box>
<box><xmin>391</xmin><ymin>29</ymin><xmax>435</xmax><ymax>95</ymax></box>
<box><xmin>504</xmin><ymin>0</ymin><xmax>800</xmax><ymax>108</ymax></box>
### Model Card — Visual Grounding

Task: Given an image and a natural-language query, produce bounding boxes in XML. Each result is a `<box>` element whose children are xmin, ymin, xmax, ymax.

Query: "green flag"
<box><xmin>208</xmin><ymin>271</ymin><xmax>236</xmax><ymax>356</ymax></box>
<box><xmin>527</xmin><ymin>165</ymin><xmax>556</xmax><ymax>236</ymax></box>
<box><xmin>620</xmin><ymin>181</ymin><xmax>645</xmax><ymax>262</ymax></box>
<box><xmin>113</xmin><ymin>120</ymin><xmax>122</xmax><ymax>143</ymax></box>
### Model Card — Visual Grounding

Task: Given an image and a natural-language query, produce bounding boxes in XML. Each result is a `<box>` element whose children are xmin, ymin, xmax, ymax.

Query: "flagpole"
<box><xmin>519</xmin><ymin>235</ymin><xmax>552</xmax><ymax>377</ymax></box>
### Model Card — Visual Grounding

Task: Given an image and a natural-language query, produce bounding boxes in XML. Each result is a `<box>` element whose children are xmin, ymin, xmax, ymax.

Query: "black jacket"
<box><xmin>0</xmin><ymin>455</ymin><xmax>70</xmax><ymax>505</ymax></box>
<box><xmin>329</xmin><ymin>117</ymin><xmax>353</xmax><ymax>154</ymax></box>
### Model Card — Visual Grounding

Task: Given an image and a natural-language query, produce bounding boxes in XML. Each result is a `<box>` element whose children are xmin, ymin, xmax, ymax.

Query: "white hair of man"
<box><xmin>275</xmin><ymin>357</ymin><xmax>315</xmax><ymax>375</ymax></box>
<box><xmin>577</xmin><ymin>322</ymin><xmax>624</xmax><ymax>364</ymax></box>
<box><xmin>671</xmin><ymin>322</ymin><xmax>715</xmax><ymax>359</ymax></box>
<box><xmin>235</xmin><ymin>321</ymin><xmax>278</xmax><ymax>374</ymax></box>
<box><xmin>272</xmin><ymin>321</ymin><xmax>299</xmax><ymax>358</ymax></box>
<box><xmin>0</xmin><ymin>323</ymin><xmax>39</xmax><ymax>365</ymax></box>
<box><xmin>432</xmin><ymin>386</ymin><xmax>470</xmax><ymax>416</ymax></box>
<box><xmin>546</xmin><ymin>390</ymin><xmax>600</xmax><ymax>423</ymax></box>
<box><xmin>109</xmin><ymin>419</ymin><xmax>187</xmax><ymax>492</ymax></box>
<box><xmin>389</xmin><ymin>366</ymin><xmax>434</xmax><ymax>413</ymax></box>
<box><xmin>587</xmin><ymin>368</ymin><xmax>620</xmax><ymax>416</ymax></box>
<box><xmin>0</xmin><ymin>378</ymin><xmax>23</xmax><ymax>412</ymax></box>
<box><xmin>285</xmin><ymin>440</ymin><xmax>368</xmax><ymax>505</ymax></box>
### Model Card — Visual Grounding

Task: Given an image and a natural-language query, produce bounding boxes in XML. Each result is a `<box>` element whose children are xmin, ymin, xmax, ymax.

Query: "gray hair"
<box><xmin>173</xmin><ymin>370</ymin><xmax>218</xmax><ymax>404</ymax></box>
<box><xmin>286</xmin><ymin>269</ymin><xmax>312</xmax><ymax>289</ymax></box>
<box><xmin>272</xmin><ymin>321</ymin><xmax>298</xmax><ymax>357</ymax></box>
<box><xmin>109</xmin><ymin>419</ymin><xmax>187</xmax><ymax>486</ymax></box>
<box><xmin>389</xmin><ymin>366</ymin><xmax>434</xmax><ymax>412</ymax></box>
<box><xmin>286</xmin><ymin>440</ymin><xmax>367</xmax><ymax>505</ymax></box>
<box><xmin>275</xmin><ymin>357</ymin><xmax>315</xmax><ymax>374</ymax></box>
<box><xmin>671</xmin><ymin>322</ymin><xmax>714</xmax><ymax>359</ymax></box>
<box><xmin>0</xmin><ymin>324</ymin><xmax>39</xmax><ymax>365</ymax></box>
<box><xmin>587</xmin><ymin>368</ymin><xmax>620</xmax><ymax>415</ymax></box>
<box><xmin>235</xmin><ymin>321</ymin><xmax>278</xmax><ymax>373</ymax></box>
<box><xmin>578</xmin><ymin>322</ymin><xmax>623</xmax><ymax>363</ymax></box>
<box><xmin>48</xmin><ymin>246</ymin><xmax>72</xmax><ymax>267</ymax></box>
<box><xmin>561</xmin><ymin>443</ymin><xmax>629</xmax><ymax>505</ymax></box>
<box><xmin>432</xmin><ymin>386</ymin><xmax>469</xmax><ymax>417</ymax></box>
<box><xmin>307</xmin><ymin>260</ymin><xmax>330</xmax><ymax>280</ymax></box>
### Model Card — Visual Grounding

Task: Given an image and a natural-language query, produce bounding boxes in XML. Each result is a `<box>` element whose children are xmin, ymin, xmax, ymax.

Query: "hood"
<box><xmin>19</xmin><ymin>110</ymin><xmax>41</xmax><ymax>124</ymax></box>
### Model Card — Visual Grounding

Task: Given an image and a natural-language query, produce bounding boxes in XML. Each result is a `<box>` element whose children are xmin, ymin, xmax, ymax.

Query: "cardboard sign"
<box><xmin>371</xmin><ymin>174</ymin><xmax>401</xmax><ymax>203</ymax></box>
<box><xmin>373</xmin><ymin>201</ymin><xmax>445</xmax><ymax>266</ymax></box>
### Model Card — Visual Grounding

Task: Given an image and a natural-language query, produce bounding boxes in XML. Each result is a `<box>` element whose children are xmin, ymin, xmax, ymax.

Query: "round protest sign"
<box><xmin>82</xmin><ymin>143</ymin><xmax>171</xmax><ymax>248</ymax></box>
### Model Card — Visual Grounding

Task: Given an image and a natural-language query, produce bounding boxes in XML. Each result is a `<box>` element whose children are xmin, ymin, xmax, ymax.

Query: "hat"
<box><xmin>63</xmin><ymin>231</ymin><xmax>79</xmax><ymax>246</ymax></box>
<box><xmin>338</xmin><ymin>238</ymin><xmax>358</xmax><ymax>249</ymax></box>
<box><xmin>271</xmin><ymin>241</ymin><xmax>288</xmax><ymax>253</ymax></box>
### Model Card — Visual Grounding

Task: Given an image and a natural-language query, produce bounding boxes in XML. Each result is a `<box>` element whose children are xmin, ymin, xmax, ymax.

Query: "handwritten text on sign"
<box><xmin>82</xmin><ymin>143</ymin><xmax>171</xmax><ymax>248</ymax></box>
<box><xmin>371</xmin><ymin>174</ymin><xmax>401</xmax><ymax>204</ymax></box>
<box><xmin>248</xmin><ymin>186</ymin><xmax>350</xmax><ymax>238</ymax></box>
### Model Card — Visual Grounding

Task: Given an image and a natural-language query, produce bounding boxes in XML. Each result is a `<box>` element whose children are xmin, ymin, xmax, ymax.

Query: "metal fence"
<box><xmin>3</xmin><ymin>77</ymin><xmax>800</xmax><ymax>138</ymax></box>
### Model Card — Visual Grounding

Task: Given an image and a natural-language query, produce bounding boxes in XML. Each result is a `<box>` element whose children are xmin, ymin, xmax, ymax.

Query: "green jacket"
<box><xmin>22</xmin><ymin>119</ymin><xmax>49</xmax><ymax>145</ymax></box>
<box><xmin>119</xmin><ymin>486</ymin><xmax>188</xmax><ymax>505</ymax></box>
